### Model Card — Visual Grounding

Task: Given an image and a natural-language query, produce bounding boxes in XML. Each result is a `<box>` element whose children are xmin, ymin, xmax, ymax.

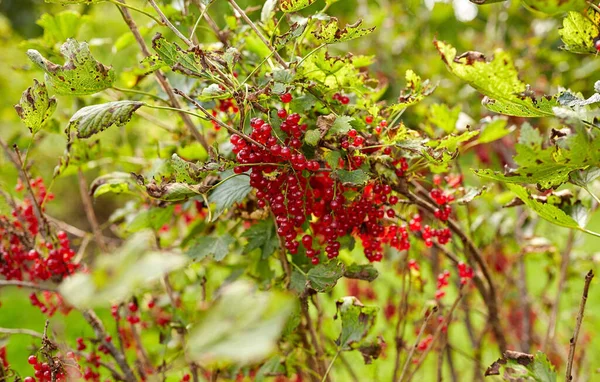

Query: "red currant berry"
<box><xmin>280</xmin><ymin>93</ymin><xmax>293</xmax><ymax>103</ymax></box>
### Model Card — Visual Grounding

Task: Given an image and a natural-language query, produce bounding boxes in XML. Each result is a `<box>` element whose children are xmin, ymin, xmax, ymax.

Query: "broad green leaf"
<box><xmin>522</xmin><ymin>0</ymin><xmax>585</xmax><ymax>15</ymax></box>
<box><xmin>152</xmin><ymin>33</ymin><xmax>207</xmax><ymax>77</ymax></box>
<box><xmin>169</xmin><ymin>154</ymin><xmax>197</xmax><ymax>183</ymax></box>
<box><xmin>486</xmin><ymin>351</ymin><xmax>557</xmax><ymax>382</ymax></box>
<box><xmin>335</xmin><ymin>296</ymin><xmax>378</xmax><ymax>350</ymax></box>
<box><xmin>344</xmin><ymin>263</ymin><xmax>379</xmax><ymax>282</ymax></box>
<box><xmin>242</xmin><ymin>220</ymin><xmax>279</xmax><ymax>260</ymax></box>
<box><xmin>187</xmin><ymin>281</ymin><xmax>294</xmax><ymax>365</ymax></box>
<box><xmin>307</xmin><ymin>261</ymin><xmax>345</xmax><ymax>292</ymax></box>
<box><xmin>296</xmin><ymin>50</ymin><xmax>372</xmax><ymax>93</ymax></box>
<box><xmin>434</xmin><ymin>40</ymin><xmax>558</xmax><ymax>117</ymax></box>
<box><xmin>90</xmin><ymin>172</ymin><xmax>140</xmax><ymax>198</ymax></box>
<box><xmin>275</xmin><ymin>20</ymin><xmax>308</xmax><ymax>49</ymax></box>
<box><xmin>385</xmin><ymin>70</ymin><xmax>436</xmax><ymax>115</ymax></box>
<box><xmin>187</xmin><ymin>234</ymin><xmax>235</xmax><ymax>261</ymax></box>
<box><xmin>35</xmin><ymin>10</ymin><xmax>87</xmax><ymax>47</ymax></box>
<box><xmin>559</xmin><ymin>11</ymin><xmax>599</xmax><ymax>54</ymax></box>
<box><xmin>428</xmin><ymin>130</ymin><xmax>479</xmax><ymax>152</ymax></box>
<box><xmin>208</xmin><ymin>172</ymin><xmax>252</xmax><ymax>220</ymax></box>
<box><xmin>14</xmin><ymin>79</ymin><xmax>57</xmax><ymax>134</ymax></box>
<box><xmin>280</xmin><ymin>0</ymin><xmax>317</xmax><ymax>13</ymax></box>
<box><xmin>313</xmin><ymin>18</ymin><xmax>375</xmax><ymax>44</ymax></box>
<box><xmin>304</xmin><ymin>129</ymin><xmax>321</xmax><ymax>146</ymax></box>
<box><xmin>429</xmin><ymin>104</ymin><xmax>460</xmax><ymax>133</ymax></box>
<box><xmin>334</xmin><ymin>169</ymin><xmax>370</xmax><ymax>185</ymax></box>
<box><xmin>68</xmin><ymin>101</ymin><xmax>143</xmax><ymax>139</ymax></box>
<box><xmin>478</xmin><ymin>117</ymin><xmax>514</xmax><ymax>143</ymax></box>
<box><xmin>328</xmin><ymin>116</ymin><xmax>355</xmax><ymax>136</ymax></box>
<box><xmin>60</xmin><ymin>231</ymin><xmax>186</xmax><ymax>309</ymax></box>
<box><xmin>325</xmin><ymin>150</ymin><xmax>342</xmax><ymax>170</ymax></box>
<box><xmin>506</xmin><ymin>184</ymin><xmax>580</xmax><ymax>229</ymax></box>
<box><xmin>27</xmin><ymin>39</ymin><xmax>115</xmax><ymax>95</ymax></box>
<box><xmin>126</xmin><ymin>206</ymin><xmax>174</xmax><ymax>232</ymax></box>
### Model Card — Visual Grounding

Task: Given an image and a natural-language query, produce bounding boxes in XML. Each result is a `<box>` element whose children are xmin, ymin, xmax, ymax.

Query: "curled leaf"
<box><xmin>14</xmin><ymin>79</ymin><xmax>57</xmax><ymax>134</ymax></box>
<box><xmin>68</xmin><ymin>101</ymin><xmax>143</xmax><ymax>138</ymax></box>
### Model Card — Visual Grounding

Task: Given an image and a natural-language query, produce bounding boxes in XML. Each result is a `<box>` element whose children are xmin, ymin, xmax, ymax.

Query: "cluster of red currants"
<box><xmin>25</xmin><ymin>355</ymin><xmax>66</xmax><ymax>382</ymax></box>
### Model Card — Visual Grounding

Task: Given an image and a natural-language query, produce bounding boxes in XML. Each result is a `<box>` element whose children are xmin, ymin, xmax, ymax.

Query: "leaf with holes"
<box><xmin>68</xmin><ymin>101</ymin><xmax>143</xmax><ymax>138</ymax></box>
<box><xmin>27</xmin><ymin>39</ymin><xmax>115</xmax><ymax>95</ymax></box>
<box><xmin>335</xmin><ymin>297</ymin><xmax>378</xmax><ymax>350</ymax></box>
<box><xmin>313</xmin><ymin>18</ymin><xmax>375</xmax><ymax>44</ymax></box>
<box><xmin>307</xmin><ymin>261</ymin><xmax>345</xmax><ymax>292</ymax></box>
<box><xmin>280</xmin><ymin>0</ymin><xmax>317</xmax><ymax>13</ymax></box>
<box><xmin>14</xmin><ymin>80</ymin><xmax>57</xmax><ymax>134</ymax></box>
<box><xmin>434</xmin><ymin>40</ymin><xmax>558</xmax><ymax>117</ymax></box>
<box><xmin>507</xmin><ymin>184</ymin><xmax>580</xmax><ymax>229</ymax></box>
<box><xmin>559</xmin><ymin>11</ymin><xmax>599</xmax><ymax>54</ymax></box>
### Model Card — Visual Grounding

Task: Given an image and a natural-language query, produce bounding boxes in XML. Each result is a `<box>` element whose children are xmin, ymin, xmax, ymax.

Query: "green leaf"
<box><xmin>313</xmin><ymin>17</ymin><xmax>375</xmax><ymax>44</ymax></box>
<box><xmin>14</xmin><ymin>79</ymin><xmax>57</xmax><ymax>134</ymax></box>
<box><xmin>152</xmin><ymin>33</ymin><xmax>207</xmax><ymax>77</ymax></box>
<box><xmin>335</xmin><ymin>297</ymin><xmax>378</xmax><ymax>350</ymax></box>
<box><xmin>242</xmin><ymin>220</ymin><xmax>279</xmax><ymax>260</ymax></box>
<box><xmin>334</xmin><ymin>169</ymin><xmax>370</xmax><ymax>185</ymax></box>
<box><xmin>429</xmin><ymin>104</ymin><xmax>460</xmax><ymax>133</ymax></box>
<box><xmin>36</xmin><ymin>10</ymin><xmax>87</xmax><ymax>47</ymax></box>
<box><xmin>344</xmin><ymin>263</ymin><xmax>379</xmax><ymax>282</ymax></box>
<box><xmin>506</xmin><ymin>184</ymin><xmax>580</xmax><ymax>229</ymax></box>
<box><xmin>60</xmin><ymin>231</ymin><xmax>186</xmax><ymax>309</ymax></box>
<box><xmin>328</xmin><ymin>115</ymin><xmax>355</xmax><ymax>136</ymax></box>
<box><xmin>428</xmin><ymin>130</ymin><xmax>479</xmax><ymax>152</ymax></box>
<box><xmin>522</xmin><ymin>0</ymin><xmax>585</xmax><ymax>15</ymax></box>
<box><xmin>478</xmin><ymin>117</ymin><xmax>514</xmax><ymax>144</ymax></box>
<box><xmin>170</xmin><ymin>154</ymin><xmax>196</xmax><ymax>183</ymax></box>
<box><xmin>187</xmin><ymin>281</ymin><xmax>294</xmax><ymax>365</ymax></box>
<box><xmin>385</xmin><ymin>70</ymin><xmax>436</xmax><ymax>115</ymax></box>
<box><xmin>434</xmin><ymin>40</ymin><xmax>558</xmax><ymax>117</ymax></box>
<box><xmin>485</xmin><ymin>351</ymin><xmax>557</xmax><ymax>382</ymax></box>
<box><xmin>307</xmin><ymin>261</ymin><xmax>345</xmax><ymax>292</ymax></box>
<box><xmin>280</xmin><ymin>0</ymin><xmax>317</xmax><ymax>13</ymax></box>
<box><xmin>570</xmin><ymin>167</ymin><xmax>600</xmax><ymax>187</ymax></box>
<box><xmin>67</xmin><ymin>101</ymin><xmax>143</xmax><ymax>139</ymax></box>
<box><xmin>304</xmin><ymin>129</ymin><xmax>321</xmax><ymax>146</ymax></box>
<box><xmin>559</xmin><ymin>11</ymin><xmax>599</xmax><ymax>54</ymax></box>
<box><xmin>275</xmin><ymin>21</ymin><xmax>308</xmax><ymax>49</ymax></box>
<box><xmin>208</xmin><ymin>172</ymin><xmax>252</xmax><ymax>220</ymax></box>
<box><xmin>324</xmin><ymin>150</ymin><xmax>342</xmax><ymax>170</ymax></box>
<box><xmin>90</xmin><ymin>172</ymin><xmax>140</xmax><ymax>198</ymax></box>
<box><xmin>126</xmin><ymin>206</ymin><xmax>174</xmax><ymax>232</ymax></box>
<box><xmin>187</xmin><ymin>234</ymin><xmax>235</xmax><ymax>261</ymax></box>
<box><xmin>27</xmin><ymin>39</ymin><xmax>115</xmax><ymax>95</ymax></box>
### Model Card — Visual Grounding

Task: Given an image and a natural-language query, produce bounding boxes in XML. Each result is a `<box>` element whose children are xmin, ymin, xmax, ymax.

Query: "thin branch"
<box><xmin>78</xmin><ymin>169</ymin><xmax>108</xmax><ymax>254</ymax></box>
<box><xmin>566</xmin><ymin>270</ymin><xmax>594</xmax><ymax>382</ymax></box>
<box><xmin>398</xmin><ymin>306</ymin><xmax>438</xmax><ymax>382</ymax></box>
<box><xmin>115</xmin><ymin>0</ymin><xmax>211</xmax><ymax>155</ymax></box>
<box><xmin>544</xmin><ymin>231</ymin><xmax>576</xmax><ymax>351</ymax></box>
<box><xmin>148</xmin><ymin>0</ymin><xmax>194</xmax><ymax>47</ymax></box>
<box><xmin>190</xmin><ymin>0</ymin><xmax>227</xmax><ymax>45</ymax></box>
<box><xmin>0</xmin><ymin>279</ymin><xmax>58</xmax><ymax>292</ymax></box>
<box><xmin>227</xmin><ymin>0</ymin><xmax>287</xmax><ymax>67</ymax></box>
<box><xmin>82</xmin><ymin>310</ymin><xmax>137</xmax><ymax>382</ymax></box>
<box><xmin>0</xmin><ymin>327</ymin><xmax>45</xmax><ymax>339</ymax></box>
<box><xmin>300</xmin><ymin>296</ymin><xmax>329</xmax><ymax>381</ymax></box>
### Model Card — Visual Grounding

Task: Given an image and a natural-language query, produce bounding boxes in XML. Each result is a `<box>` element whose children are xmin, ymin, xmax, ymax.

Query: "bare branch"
<box><xmin>566</xmin><ymin>270</ymin><xmax>594</xmax><ymax>381</ymax></box>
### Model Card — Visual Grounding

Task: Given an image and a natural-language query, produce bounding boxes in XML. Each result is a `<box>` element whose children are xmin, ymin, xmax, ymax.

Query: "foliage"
<box><xmin>1</xmin><ymin>1</ymin><xmax>600</xmax><ymax>381</ymax></box>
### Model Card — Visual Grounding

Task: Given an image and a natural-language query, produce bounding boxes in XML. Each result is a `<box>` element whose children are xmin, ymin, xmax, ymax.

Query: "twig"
<box><xmin>82</xmin><ymin>310</ymin><xmax>137</xmax><ymax>382</ymax></box>
<box><xmin>300</xmin><ymin>296</ymin><xmax>329</xmax><ymax>381</ymax></box>
<box><xmin>0</xmin><ymin>279</ymin><xmax>58</xmax><ymax>292</ymax></box>
<box><xmin>227</xmin><ymin>0</ymin><xmax>287</xmax><ymax>67</ymax></box>
<box><xmin>405</xmin><ymin>291</ymin><xmax>465</xmax><ymax>381</ymax></box>
<box><xmin>148</xmin><ymin>0</ymin><xmax>194</xmax><ymax>47</ymax></box>
<box><xmin>398</xmin><ymin>306</ymin><xmax>438</xmax><ymax>382</ymax></box>
<box><xmin>0</xmin><ymin>327</ymin><xmax>45</xmax><ymax>339</ymax></box>
<box><xmin>392</xmin><ymin>264</ymin><xmax>411</xmax><ymax>382</ymax></box>
<box><xmin>115</xmin><ymin>0</ymin><xmax>211</xmax><ymax>155</ymax></box>
<box><xmin>190</xmin><ymin>0</ymin><xmax>228</xmax><ymax>45</ymax></box>
<box><xmin>78</xmin><ymin>169</ymin><xmax>108</xmax><ymax>254</ymax></box>
<box><xmin>544</xmin><ymin>231</ymin><xmax>576</xmax><ymax>351</ymax></box>
<box><xmin>566</xmin><ymin>270</ymin><xmax>594</xmax><ymax>382</ymax></box>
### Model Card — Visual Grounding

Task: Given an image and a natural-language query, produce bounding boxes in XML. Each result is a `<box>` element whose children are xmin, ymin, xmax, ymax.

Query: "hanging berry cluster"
<box><xmin>228</xmin><ymin>94</ymin><xmax>455</xmax><ymax>263</ymax></box>
<box><xmin>1</xmin><ymin>178</ymin><xmax>79</xmax><ymax>312</ymax></box>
